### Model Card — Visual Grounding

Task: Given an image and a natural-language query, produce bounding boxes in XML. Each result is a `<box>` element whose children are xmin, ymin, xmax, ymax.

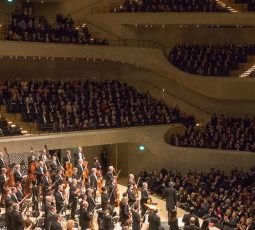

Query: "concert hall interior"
<box><xmin>0</xmin><ymin>0</ymin><xmax>254</xmax><ymax>230</ymax></box>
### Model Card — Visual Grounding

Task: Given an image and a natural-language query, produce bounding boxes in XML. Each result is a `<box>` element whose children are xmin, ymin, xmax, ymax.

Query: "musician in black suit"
<box><xmin>55</xmin><ymin>185</ymin><xmax>65</xmax><ymax>214</ymax></box>
<box><xmin>140</xmin><ymin>182</ymin><xmax>150</xmax><ymax>218</ymax></box>
<box><xmin>0</xmin><ymin>167</ymin><xmax>7</xmax><ymax>195</ymax></box>
<box><xmin>50</xmin><ymin>156</ymin><xmax>60</xmax><ymax>173</ymax></box>
<box><xmin>36</xmin><ymin>161</ymin><xmax>46</xmax><ymax>185</ymax></box>
<box><xmin>108</xmin><ymin>179</ymin><xmax>116</xmax><ymax>207</ymax></box>
<box><xmin>76</xmin><ymin>159</ymin><xmax>84</xmax><ymax>180</ymax></box>
<box><xmin>79</xmin><ymin>201</ymin><xmax>92</xmax><ymax>230</ymax></box>
<box><xmin>89</xmin><ymin>168</ymin><xmax>98</xmax><ymax>191</ymax></box>
<box><xmin>87</xmin><ymin>188</ymin><xmax>96</xmax><ymax>212</ymax></box>
<box><xmin>184</xmin><ymin>217</ymin><xmax>201</xmax><ymax>230</ymax></box>
<box><xmin>148</xmin><ymin>208</ymin><xmax>161</xmax><ymax>230</ymax></box>
<box><xmin>182</xmin><ymin>207</ymin><xmax>200</xmax><ymax>227</ymax></box>
<box><xmin>69</xmin><ymin>179</ymin><xmax>79</xmax><ymax>219</ymax></box>
<box><xmin>0</xmin><ymin>152</ymin><xmax>6</xmax><ymax>169</ymax></box>
<box><xmin>74</xmin><ymin>146</ymin><xmax>84</xmax><ymax>165</ymax></box>
<box><xmin>163</xmin><ymin>181</ymin><xmax>178</xmax><ymax>224</ymax></box>
<box><xmin>51</xmin><ymin>214</ymin><xmax>62</xmax><ymax>230</ymax></box>
<box><xmin>16</xmin><ymin>183</ymin><xmax>24</xmax><ymax>202</ymax></box>
<box><xmin>14</xmin><ymin>164</ymin><xmax>25</xmax><ymax>184</ymax></box>
<box><xmin>5</xmin><ymin>200</ymin><xmax>13</xmax><ymax>230</ymax></box>
<box><xmin>132</xmin><ymin>204</ymin><xmax>141</xmax><ymax>230</ymax></box>
<box><xmin>101</xmin><ymin>187</ymin><xmax>109</xmax><ymax>211</ymax></box>
<box><xmin>5</xmin><ymin>188</ymin><xmax>13</xmax><ymax>208</ymax></box>
<box><xmin>42</xmin><ymin>171</ymin><xmax>51</xmax><ymax>199</ymax></box>
<box><xmin>105</xmin><ymin>166</ymin><xmax>114</xmax><ymax>187</ymax></box>
<box><xmin>127</xmin><ymin>184</ymin><xmax>137</xmax><ymax>206</ymax></box>
<box><xmin>11</xmin><ymin>187</ymin><xmax>20</xmax><ymax>203</ymax></box>
<box><xmin>119</xmin><ymin>196</ymin><xmax>130</xmax><ymax>227</ymax></box>
<box><xmin>45</xmin><ymin>205</ymin><xmax>56</xmax><ymax>230</ymax></box>
<box><xmin>10</xmin><ymin>203</ymin><xmax>24</xmax><ymax>230</ymax></box>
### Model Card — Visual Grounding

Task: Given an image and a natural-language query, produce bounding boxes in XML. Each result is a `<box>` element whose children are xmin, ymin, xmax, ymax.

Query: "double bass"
<box><xmin>4</xmin><ymin>148</ymin><xmax>15</xmax><ymax>188</ymax></box>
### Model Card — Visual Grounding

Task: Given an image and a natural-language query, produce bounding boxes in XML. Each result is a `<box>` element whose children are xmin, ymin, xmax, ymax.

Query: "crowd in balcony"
<box><xmin>170</xmin><ymin>114</ymin><xmax>255</xmax><ymax>152</ymax></box>
<box><xmin>113</xmin><ymin>0</ymin><xmax>229</xmax><ymax>12</ymax></box>
<box><xmin>138</xmin><ymin>167</ymin><xmax>255</xmax><ymax>230</ymax></box>
<box><xmin>0</xmin><ymin>80</ymin><xmax>186</xmax><ymax>132</ymax></box>
<box><xmin>169</xmin><ymin>44</ymin><xmax>255</xmax><ymax>76</ymax></box>
<box><xmin>7</xmin><ymin>6</ymin><xmax>108</xmax><ymax>45</ymax></box>
<box><xmin>235</xmin><ymin>0</ymin><xmax>255</xmax><ymax>11</ymax></box>
<box><xmin>0</xmin><ymin>115</ymin><xmax>22</xmax><ymax>136</ymax></box>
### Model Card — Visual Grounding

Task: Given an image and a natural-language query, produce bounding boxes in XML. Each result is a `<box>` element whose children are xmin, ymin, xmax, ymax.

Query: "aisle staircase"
<box><xmin>230</xmin><ymin>55</ymin><xmax>255</xmax><ymax>77</ymax></box>
<box><xmin>220</xmin><ymin>0</ymin><xmax>248</xmax><ymax>12</ymax></box>
<box><xmin>0</xmin><ymin>105</ymin><xmax>39</xmax><ymax>135</ymax></box>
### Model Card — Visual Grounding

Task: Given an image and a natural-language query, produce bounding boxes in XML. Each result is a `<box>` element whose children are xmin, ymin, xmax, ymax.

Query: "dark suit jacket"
<box><xmin>10</xmin><ymin>210</ymin><xmax>24</xmax><ymax>230</ymax></box>
<box><xmin>50</xmin><ymin>220</ymin><xmax>62</xmax><ymax>230</ymax></box>
<box><xmin>76</xmin><ymin>164</ymin><xmax>83</xmax><ymax>179</ymax></box>
<box><xmin>132</xmin><ymin>210</ymin><xmax>141</xmax><ymax>230</ymax></box>
<box><xmin>79</xmin><ymin>208</ymin><xmax>92</xmax><ymax>229</ymax></box>
<box><xmin>0</xmin><ymin>158</ymin><xmax>5</xmax><ymax>168</ymax></box>
<box><xmin>11</xmin><ymin>194</ymin><xmax>19</xmax><ymax>203</ymax></box>
<box><xmin>5</xmin><ymin>207</ymin><xmax>12</xmax><ymax>230</ymax></box>
<box><xmin>87</xmin><ymin>195</ymin><xmax>96</xmax><ymax>212</ymax></box>
<box><xmin>182</xmin><ymin>214</ymin><xmax>200</xmax><ymax>227</ymax></box>
<box><xmin>5</xmin><ymin>195</ymin><xmax>13</xmax><ymax>208</ymax></box>
<box><xmin>169</xmin><ymin>218</ymin><xmax>179</xmax><ymax>230</ymax></box>
<box><xmin>16</xmin><ymin>189</ymin><xmax>24</xmax><ymax>202</ymax></box>
<box><xmin>14</xmin><ymin>170</ymin><xmax>23</xmax><ymax>183</ymax></box>
<box><xmin>45</xmin><ymin>211</ymin><xmax>56</xmax><ymax>230</ymax></box>
<box><xmin>105</xmin><ymin>171</ymin><xmax>114</xmax><ymax>186</ymax></box>
<box><xmin>163</xmin><ymin>187</ymin><xmax>178</xmax><ymax>211</ymax></box>
<box><xmin>184</xmin><ymin>225</ymin><xmax>201</xmax><ymax>230</ymax></box>
<box><xmin>55</xmin><ymin>191</ymin><xmax>64</xmax><ymax>211</ymax></box>
<box><xmin>0</xmin><ymin>174</ymin><xmax>6</xmax><ymax>193</ymax></box>
<box><xmin>89</xmin><ymin>174</ymin><xmax>97</xmax><ymax>189</ymax></box>
<box><xmin>140</xmin><ymin>188</ymin><xmax>149</xmax><ymax>208</ymax></box>
<box><xmin>148</xmin><ymin>212</ymin><xmax>161</xmax><ymax>230</ymax></box>
<box><xmin>101</xmin><ymin>192</ymin><xmax>109</xmax><ymax>211</ymax></box>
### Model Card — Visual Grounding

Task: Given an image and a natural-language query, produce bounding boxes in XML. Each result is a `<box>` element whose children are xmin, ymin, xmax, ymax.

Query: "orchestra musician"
<box><xmin>148</xmin><ymin>208</ymin><xmax>161</xmax><ymax>230</ymax></box>
<box><xmin>11</xmin><ymin>187</ymin><xmax>20</xmax><ymax>203</ymax></box>
<box><xmin>128</xmin><ymin>173</ymin><xmax>136</xmax><ymax>187</ymax></box>
<box><xmin>86</xmin><ymin>188</ymin><xmax>96</xmax><ymax>213</ymax></box>
<box><xmin>16</xmin><ymin>182</ymin><xmax>24</xmax><ymax>202</ymax></box>
<box><xmin>76</xmin><ymin>159</ymin><xmax>84</xmax><ymax>180</ymax></box>
<box><xmin>79</xmin><ymin>201</ymin><xmax>92</xmax><ymax>230</ymax></box>
<box><xmin>5</xmin><ymin>188</ymin><xmax>13</xmax><ymax>208</ymax></box>
<box><xmin>101</xmin><ymin>186</ymin><xmax>109</xmax><ymax>211</ymax></box>
<box><xmin>127</xmin><ymin>184</ymin><xmax>138</xmax><ymax>207</ymax></box>
<box><xmin>0</xmin><ymin>152</ymin><xmax>6</xmax><ymax>169</ymax></box>
<box><xmin>119</xmin><ymin>196</ymin><xmax>130</xmax><ymax>227</ymax></box>
<box><xmin>14</xmin><ymin>164</ymin><xmax>27</xmax><ymax>184</ymax></box>
<box><xmin>36</xmin><ymin>161</ymin><xmax>46</xmax><ymax>186</ymax></box>
<box><xmin>74</xmin><ymin>147</ymin><xmax>84</xmax><ymax>165</ymax></box>
<box><xmin>69</xmin><ymin>178</ymin><xmax>80</xmax><ymax>219</ymax></box>
<box><xmin>10</xmin><ymin>203</ymin><xmax>24</xmax><ymax>230</ymax></box>
<box><xmin>140</xmin><ymin>182</ymin><xmax>150</xmax><ymax>219</ymax></box>
<box><xmin>105</xmin><ymin>166</ymin><xmax>114</xmax><ymax>187</ymax></box>
<box><xmin>93</xmin><ymin>157</ymin><xmax>101</xmax><ymax>170</ymax></box>
<box><xmin>0</xmin><ymin>167</ymin><xmax>7</xmax><ymax>195</ymax></box>
<box><xmin>108</xmin><ymin>179</ymin><xmax>116</xmax><ymax>207</ymax></box>
<box><xmin>5</xmin><ymin>200</ymin><xmax>13</xmax><ymax>230</ymax></box>
<box><xmin>132</xmin><ymin>204</ymin><xmax>141</xmax><ymax>230</ymax></box>
<box><xmin>55</xmin><ymin>185</ymin><xmax>65</xmax><ymax>214</ymax></box>
<box><xmin>89</xmin><ymin>168</ymin><xmax>98</xmax><ymax>193</ymax></box>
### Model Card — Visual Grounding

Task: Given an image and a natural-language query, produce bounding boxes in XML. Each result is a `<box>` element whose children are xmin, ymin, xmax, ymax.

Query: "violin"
<box><xmin>96</xmin><ymin>169</ymin><xmax>103</xmax><ymax>194</ymax></box>
<box><xmin>82</xmin><ymin>161</ymin><xmax>89</xmax><ymax>184</ymax></box>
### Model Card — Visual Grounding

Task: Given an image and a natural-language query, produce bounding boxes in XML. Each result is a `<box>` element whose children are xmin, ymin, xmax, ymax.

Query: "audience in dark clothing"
<box><xmin>0</xmin><ymin>115</ymin><xmax>22</xmax><ymax>136</ymax></box>
<box><xmin>170</xmin><ymin>114</ymin><xmax>255</xmax><ymax>152</ymax></box>
<box><xmin>113</xmin><ymin>0</ymin><xmax>229</xmax><ymax>12</ymax></box>
<box><xmin>235</xmin><ymin>0</ymin><xmax>255</xmax><ymax>11</ymax></box>
<box><xmin>0</xmin><ymin>80</ymin><xmax>185</xmax><ymax>132</ymax></box>
<box><xmin>7</xmin><ymin>7</ymin><xmax>108</xmax><ymax>45</ymax></box>
<box><xmin>138</xmin><ymin>167</ymin><xmax>255</xmax><ymax>230</ymax></box>
<box><xmin>169</xmin><ymin>44</ymin><xmax>255</xmax><ymax>76</ymax></box>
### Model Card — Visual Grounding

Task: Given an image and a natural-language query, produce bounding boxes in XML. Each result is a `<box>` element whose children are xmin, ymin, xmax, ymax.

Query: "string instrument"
<box><xmin>65</xmin><ymin>162</ymin><xmax>73</xmax><ymax>178</ymax></box>
<box><xmin>96</xmin><ymin>169</ymin><xmax>103</xmax><ymax>193</ymax></box>
<box><xmin>4</xmin><ymin>148</ymin><xmax>15</xmax><ymax>188</ymax></box>
<box><xmin>82</xmin><ymin>161</ymin><xmax>89</xmax><ymax>184</ymax></box>
<box><xmin>114</xmin><ymin>169</ymin><xmax>121</xmax><ymax>207</ymax></box>
<box><xmin>27</xmin><ymin>151</ymin><xmax>38</xmax><ymax>183</ymax></box>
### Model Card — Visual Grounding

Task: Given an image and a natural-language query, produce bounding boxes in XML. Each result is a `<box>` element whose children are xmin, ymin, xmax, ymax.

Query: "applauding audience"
<box><xmin>169</xmin><ymin>44</ymin><xmax>255</xmax><ymax>76</ymax></box>
<box><xmin>170</xmin><ymin>114</ymin><xmax>255</xmax><ymax>152</ymax></box>
<box><xmin>113</xmin><ymin>0</ymin><xmax>229</xmax><ymax>12</ymax></box>
<box><xmin>7</xmin><ymin>6</ymin><xmax>108</xmax><ymax>45</ymax></box>
<box><xmin>1</xmin><ymin>80</ymin><xmax>185</xmax><ymax>132</ymax></box>
<box><xmin>139</xmin><ymin>167</ymin><xmax>255</xmax><ymax>230</ymax></box>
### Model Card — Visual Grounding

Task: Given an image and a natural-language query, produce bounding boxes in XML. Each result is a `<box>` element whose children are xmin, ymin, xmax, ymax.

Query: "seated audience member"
<box><xmin>184</xmin><ymin>217</ymin><xmax>201</xmax><ymax>230</ymax></box>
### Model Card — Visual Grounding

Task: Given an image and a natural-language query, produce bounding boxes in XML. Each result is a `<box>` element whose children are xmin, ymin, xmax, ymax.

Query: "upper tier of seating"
<box><xmin>7</xmin><ymin>6</ymin><xmax>108</xmax><ymax>45</ymax></box>
<box><xmin>235</xmin><ymin>0</ymin><xmax>255</xmax><ymax>11</ymax></box>
<box><xmin>170</xmin><ymin>114</ymin><xmax>255</xmax><ymax>152</ymax></box>
<box><xmin>1</xmin><ymin>80</ymin><xmax>188</xmax><ymax>132</ymax></box>
<box><xmin>169</xmin><ymin>44</ymin><xmax>255</xmax><ymax>77</ymax></box>
<box><xmin>112</xmin><ymin>0</ymin><xmax>230</xmax><ymax>12</ymax></box>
